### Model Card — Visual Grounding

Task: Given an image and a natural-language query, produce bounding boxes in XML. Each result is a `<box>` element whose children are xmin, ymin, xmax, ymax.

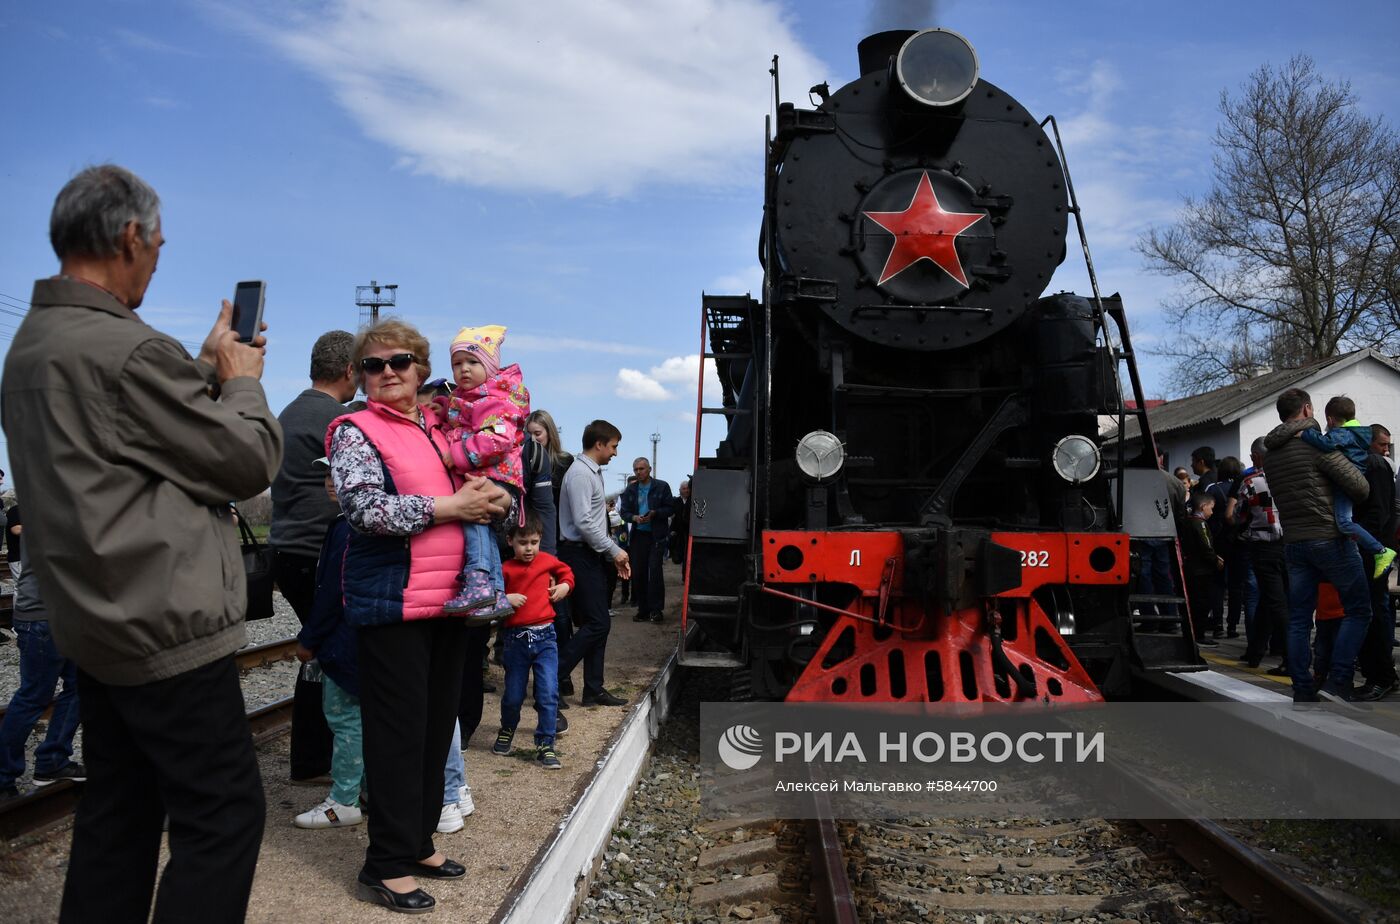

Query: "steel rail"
<box><xmin>0</xmin><ymin>696</ymin><xmax>293</xmax><ymax>842</ymax></box>
<box><xmin>1139</xmin><ymin>814</ymin><xmax>1358</xmax><ymax>923</ymax></box>
<box><xmin>0</xmin><ymin>637</ymin><xmax>298</xmax><ymax>727</ymax></box>
<box><xmin>806</xmin><ymin>773</ymin><xmax>859</xmax><ymax>924</ymax></box>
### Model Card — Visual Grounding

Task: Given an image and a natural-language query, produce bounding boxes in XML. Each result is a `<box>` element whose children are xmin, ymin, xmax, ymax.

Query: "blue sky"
<box><xmin>3</xmin><ymin>0</ymin><xmax>1398</xmax><ymax>490</ymax></box>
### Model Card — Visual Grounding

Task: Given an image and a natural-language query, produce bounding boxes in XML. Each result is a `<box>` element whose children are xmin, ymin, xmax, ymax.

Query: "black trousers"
<box><xmin>458</xmin><ymin>625</ymin><xmax>492</xmax><ymax>747</ymax></box>
<box><xmin>358</xmin><ymin>618</ymin><xmax>467</xmax><ymax>880</ymax></box>
<box><xmin>1186</xmin><ymin>571</ymin><xmax>1216</xmax><ymax>641</ymax></box>
<box><xmin>1359</xmin><ymin>573</ymin><xmax>1398</xmax><ymax>687</ymax></box>
<box><xmin>1244</xmin><ymin>541</ymin><xmax>1288</xmax><ymax>663</ymax></box>
<box><xmin>61</xmin><ymin>656</ymin><xmax>264</xmax><ymax>924</ymax></box>
<box><xmin>557</xmin><ymin>546</ymin><xmax>611</xmax><ymax>698</ymax></box>
<box><xmin>629</xmin><ymin>529</ymin><xmax>666</xmax><ymax>616</ymax></box>
<box><xmin>272</xmin><ymin>550</ymin><xmax>333</xmax><ymax>780</ymax></box>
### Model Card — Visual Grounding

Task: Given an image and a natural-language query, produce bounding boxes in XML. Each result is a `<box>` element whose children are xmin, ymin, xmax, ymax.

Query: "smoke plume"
<box><xmin>867</xmin><ymin>0</ymin><xmax>937</xmax><ymax>32</ymax></box>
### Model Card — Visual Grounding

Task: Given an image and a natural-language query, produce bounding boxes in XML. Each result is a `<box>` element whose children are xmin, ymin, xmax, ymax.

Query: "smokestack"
<box><xmin>857</xmin><ymin>30</ymin><xmax>916</xmax><ymax>76</ymax></box>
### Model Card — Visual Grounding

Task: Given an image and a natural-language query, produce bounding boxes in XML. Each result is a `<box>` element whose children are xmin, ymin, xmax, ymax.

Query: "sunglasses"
<box><xmin>360</xmin><ymin>353</ymin><xmax>416</xmax><ymax>375</ymax></box>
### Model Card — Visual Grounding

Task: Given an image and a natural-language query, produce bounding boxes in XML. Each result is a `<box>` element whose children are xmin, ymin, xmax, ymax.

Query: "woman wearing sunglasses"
<box><xmin>325</xmin><ymin>319</ymin><xmax>511</xmax><ymax>913</ymax></box>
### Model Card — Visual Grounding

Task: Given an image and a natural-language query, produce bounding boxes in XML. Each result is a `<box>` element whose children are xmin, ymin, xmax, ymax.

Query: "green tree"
<box><xmin>1139</xmin><ymin>56</ymin><xmax>1400</xmax><ymax>394</ymax></box>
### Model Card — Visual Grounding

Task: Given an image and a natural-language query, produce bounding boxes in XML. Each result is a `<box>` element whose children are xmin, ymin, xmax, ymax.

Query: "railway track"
<box><xmin>0</xmin><ymin>638</ymin><xmax>299</xmax><ymax>843</ymax></box>
<box><xmin>0</xmin><ymin>636</ymin><xmax>298</xmax><ymax>726</ymax></box>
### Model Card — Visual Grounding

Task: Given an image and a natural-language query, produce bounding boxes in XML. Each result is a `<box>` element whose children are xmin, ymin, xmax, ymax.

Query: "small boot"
<box><xmin>463</xmin><ymin>591</ymin><xmax>516</xmax><ymax>628</ymax></box>
<box><xmin>444</xmin><ymin>571</ymin><xmax>496</xmax><ymax>614</ymax></box>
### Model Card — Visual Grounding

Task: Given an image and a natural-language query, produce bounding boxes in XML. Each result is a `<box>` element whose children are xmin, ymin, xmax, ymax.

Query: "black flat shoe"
<box><xmin>416</xmin><ymin>857</ymin><xmax>466</xmax><ymax>879</ymax></box>
<box><xmin>355</xmin><ymin>872</ymin><xmax>435</xmax><ymax>913</ymax></box>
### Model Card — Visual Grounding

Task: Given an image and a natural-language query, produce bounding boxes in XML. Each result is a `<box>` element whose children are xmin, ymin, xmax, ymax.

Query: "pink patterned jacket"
<box><xmin>434</xmin><ymin>363</ymin><xmax>530</xmax><ymax>493</ymax></box>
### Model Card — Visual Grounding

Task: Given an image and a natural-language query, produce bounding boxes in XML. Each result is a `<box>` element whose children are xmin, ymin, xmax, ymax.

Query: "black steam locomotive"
<box><xmin>679</xmin><ymin>28</ymin><xmax>1200</xmax><ymax>702</ymax></box>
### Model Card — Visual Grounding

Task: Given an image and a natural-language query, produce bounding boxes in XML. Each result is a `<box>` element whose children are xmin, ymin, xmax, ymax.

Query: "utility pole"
<box><xmin>355</xmin><ymin>280</ymin><xmax>398</xmax><ymax>327</ymax></box>
<box><xmin>650</xmin><ymin>430</ymin><xmax>661</xmax><ymax>473</ymax></box>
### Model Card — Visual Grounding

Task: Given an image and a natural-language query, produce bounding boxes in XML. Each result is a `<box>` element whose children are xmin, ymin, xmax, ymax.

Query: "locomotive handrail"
<box><xmin>1041</xmin><ymin>114</ymin><xmax>1163</xmax><ymax>525</ymax></box>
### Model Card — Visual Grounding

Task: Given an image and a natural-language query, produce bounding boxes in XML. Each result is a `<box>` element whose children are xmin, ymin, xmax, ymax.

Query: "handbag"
<box><xmin>235</xmin><ymin>506</ymin><xmax>276</xmax><ymax>621</ymax></box>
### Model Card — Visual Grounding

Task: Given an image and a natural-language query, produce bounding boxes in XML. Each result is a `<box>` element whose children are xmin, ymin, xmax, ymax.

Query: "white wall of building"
<box><xmin>1313</xmin><ymin>360</ymin><xmax>1400</xmax><ymax>428</ymax></box>
<box><xmin>1157</xmin><ymin>422</ymin><xmax>1238</xmax><ymax>474</ymax></box>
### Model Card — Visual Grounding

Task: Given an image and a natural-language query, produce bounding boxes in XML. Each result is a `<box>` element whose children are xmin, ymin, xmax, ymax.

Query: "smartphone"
<box><xmin>231</xmin><ymin>280</ymin><xmax>266</xmax><ymax>343</ymax></box>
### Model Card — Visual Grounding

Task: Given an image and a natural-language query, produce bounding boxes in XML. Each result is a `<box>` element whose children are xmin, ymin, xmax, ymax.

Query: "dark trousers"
<box><xmin>1224</xmin><ymin>546</ymin><xmax>1248</xmax><ymax>633</ymax></box>
<box><xmin>358</xmin><ymin>618</ymin><xmax>467</xmax><ymax>880</ymax></box>
<box><xmin>1137</xmin><ymin>539</ymin><xmax>1177</xmax><ymax>616</ymax></box>
<box><xmin>629</xmin><ymin>529</ymin><xmax>665</xmax><ymax>616</ymax></box>
<box><xmin>273</xmin><ymin>550</ymin><xmax>333</xmax><ymax>780</ymax></box>
<box><xmin>557</xmin><ymin>546</ymin><xmax>611</xmax><ymax>698</ymax></box>
<box><xmin>60</xmin><ymin>656</ymin><xmax>264</xmax><ymax>924</ymax></box>
<box><xmin>1244</xmin><ymin>541</ymin><xmax>1288</xmax><ymax>663</ymax></box>
<box><xmin>458</xmin><ymin>625</ymin><xmax>492</xmax><ymax>747</ymax></box>
<box><xmin>1185</xmin><ymin>571</ymin><xmax>1215</xmax><ymax>641</ymax></box>
<box><xmin>1359</xmin><ymin>574</ymin><xmax>1398</xmax><ymax>687</ymax></box>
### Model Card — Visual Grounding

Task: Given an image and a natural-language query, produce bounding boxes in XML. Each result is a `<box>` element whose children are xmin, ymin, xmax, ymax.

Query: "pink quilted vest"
<box><xmin>329</xmin><ymin>401</ymin><xmax>465</xmax><ymax>621</ymax></box>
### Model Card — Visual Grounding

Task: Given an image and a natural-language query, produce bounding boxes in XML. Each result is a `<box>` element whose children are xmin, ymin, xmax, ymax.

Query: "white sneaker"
<box><xmin>458</xmin><ymin>785</ymin><xmax>476</xmax><ymax>817</ymax></box>
<box><xmin>294</xmin><ymin>798</ymin><xmax>362</xmax><ymax>829</ymax></box>
<box><xmin>437</xmin><ymin>801</ymin><xmax>464</xmax><ymax>833</ymax></box>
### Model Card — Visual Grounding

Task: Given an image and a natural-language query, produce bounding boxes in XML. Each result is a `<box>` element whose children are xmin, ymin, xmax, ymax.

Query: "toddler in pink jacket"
<box><xmin>438</xmin><ymin>325</ymin><xmax>530</xmax><ymax>619</ymax></box>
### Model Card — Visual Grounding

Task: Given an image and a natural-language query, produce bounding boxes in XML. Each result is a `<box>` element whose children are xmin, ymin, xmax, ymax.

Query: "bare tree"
<box><xmin>1139</xmin><ymin>56</ymin><xmax>1400</xmax><ymax>394</ymax></box>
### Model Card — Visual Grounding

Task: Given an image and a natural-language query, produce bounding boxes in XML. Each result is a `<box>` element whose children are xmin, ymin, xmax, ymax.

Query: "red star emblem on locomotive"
<box><xmin>863</xmin><ymin>172</ymin><xmax>987</xmax><ymax>287</ymax></box>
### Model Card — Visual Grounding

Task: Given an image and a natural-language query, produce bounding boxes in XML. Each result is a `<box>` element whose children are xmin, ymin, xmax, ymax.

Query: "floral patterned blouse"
<box><xmin>329</xmin><ymin>421</ymin><xmax>436</xmax><ymax>536</ymax></box>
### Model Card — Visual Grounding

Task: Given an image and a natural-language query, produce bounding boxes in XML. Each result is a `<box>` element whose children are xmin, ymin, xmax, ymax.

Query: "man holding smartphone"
<box><xmin>2</xmin><ymin>165</ymin><xmax>283</xmax><ymax>923</ymax></box>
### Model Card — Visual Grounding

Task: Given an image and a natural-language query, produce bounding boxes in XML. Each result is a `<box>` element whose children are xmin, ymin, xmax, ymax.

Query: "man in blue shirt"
<box><xmin>619</xmin><ymin>458</ymin><xmax>675</xmax><ymax>624</ymax></box>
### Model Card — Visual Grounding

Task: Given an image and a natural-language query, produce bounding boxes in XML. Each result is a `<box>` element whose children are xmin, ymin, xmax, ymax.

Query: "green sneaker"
<box><xmin>535</xmin><ymin>745</ymin><xmax>562</xmax><ymax>770</ymax></box>
<box><xmin>1375</xmin><ymin>548</ymin><xmax>1397</xmax><ymax>580</ymax></box>
<box><xmin>492</xmin><ymin>727</ymin><xmax>515</xmax><ymax>756</ymax></box>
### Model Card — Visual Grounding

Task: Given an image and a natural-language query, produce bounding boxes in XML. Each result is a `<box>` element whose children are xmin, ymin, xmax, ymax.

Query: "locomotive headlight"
<box><xmin>796</xmin><ymin>430</ymin><xmax>845</xmax><ymax>482</ymax></box>
<box><xmin>1051</xmin><ymin>435</ymin><xmax>1101</xmax><ymax>485</ymax></box>
<box><xmin>896</xmin><ymin>28</ymin><xmax>979</xmax><ymax>108</ymax></box>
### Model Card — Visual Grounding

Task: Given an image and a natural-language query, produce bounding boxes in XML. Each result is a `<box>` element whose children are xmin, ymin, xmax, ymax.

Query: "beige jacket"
<box><xmin>1</xmin><ymin>277</ymin><xmax>283</xmax><ymax>685</ymax></box>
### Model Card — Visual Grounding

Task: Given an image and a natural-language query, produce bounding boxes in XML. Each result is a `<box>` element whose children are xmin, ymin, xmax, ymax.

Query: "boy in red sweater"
<box><xmin>495</xmin><ymin>514</ymin><xmax>574</xmax><ymax>769</ymax></box>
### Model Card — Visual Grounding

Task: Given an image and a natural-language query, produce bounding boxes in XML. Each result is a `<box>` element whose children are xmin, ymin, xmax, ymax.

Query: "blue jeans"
<box><xmin>1285</xmin><ymin>538</ymin><xmax>1373</xmax><ymax>698</ymax></box>
<box><xmin>1137</xmin><ymin>539</ymin><xmax>1177</xmax><ymax>616</ymax></box>
<box><xmin>1333</xmin><ymin>493</ymin><xmax>1384</xmax><ymax>556</ymax></box>
<box><xmin>0</xmin><ymin>619</ymin><xmax>80</xmax><ymax>786</ymax></box>
<box><xmin>444</xmin><ymin>720</ymin><xmax>464</xmax><ymax>805</ymax></box>
<box><xmin>464</xmin><ymin>522</ymin><xmax>504</xmax><ymax>593</ymax></box>
<box><xmin>501</xmin><ymin>624</ymin><xmax>558</xmax><ymax>746</ymax></box>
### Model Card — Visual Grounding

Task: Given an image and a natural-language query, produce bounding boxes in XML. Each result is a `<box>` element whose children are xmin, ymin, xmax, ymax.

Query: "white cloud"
<box><xmin>616</xmin><ymin>367</ymin><xmax>673</xmax><ymax>401</ymax></box>
<box><xmin>615</xmin><ymin>353</ymin><xmax>725</xmax><ymax>403</ymax></box>
<box><xmin>710</xmin><ymin>266</ymin><xmax>763</xmax><ymax>294</ymax></box>
<box><xmin>246</xmin><ymin>0</ymin><xmax>828</xmax><ymax>196</ymax></box>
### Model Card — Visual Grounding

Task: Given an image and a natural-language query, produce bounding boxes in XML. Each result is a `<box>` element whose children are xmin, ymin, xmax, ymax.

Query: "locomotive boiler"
<box><xmin>680</xmin><ymin>28</ymin><xmax>1200</xmax><ymax>702</ymax></box>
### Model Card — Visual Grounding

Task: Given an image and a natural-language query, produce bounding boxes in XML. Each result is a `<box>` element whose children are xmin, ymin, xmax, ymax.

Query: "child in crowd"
<box><xmin>292</xmin><ymin>459</ymin><xmax>362</xmax><ymax>829</ymax></box>
<box><xmin>1299</xmin><ymin>396</ymin><xmax>1397</xmax><ymax>578</ymax></box>
<box><xmin>1180</xmin><ymin>492</ymin><xmax>1221</xmax><ymax>648</ymax></box>
<box><xmin>438</xmin><ymin>720</ymin><xmax>475</xmax><ymax>833</ymax></box>
<box><xmin>494</xmin><ymin>513</ymin><xmax>573</xmax><ymax>770</ymax></box>
<box><xmin>438</xmin><ymin>325</ymin><xmax>531</xmax><ymax>621</ymax></box>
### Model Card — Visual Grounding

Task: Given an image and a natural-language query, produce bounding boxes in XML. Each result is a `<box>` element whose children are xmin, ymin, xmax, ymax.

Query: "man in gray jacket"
<box><xmin>2</xmin><ymin>165</ymin><xmax>282</xmax><ymax>923</ymax></box>
<box><xmin>1263</xmin><ymin>387</ymin><xmax>1371</xmax><ymax>705</ymax></box>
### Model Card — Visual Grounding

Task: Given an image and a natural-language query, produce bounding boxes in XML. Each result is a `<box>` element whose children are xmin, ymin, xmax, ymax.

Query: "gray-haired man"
<box><xmin>2</xmin><ymin>165</ymin><xmax>282</xmax><ymax>922</ymax></box>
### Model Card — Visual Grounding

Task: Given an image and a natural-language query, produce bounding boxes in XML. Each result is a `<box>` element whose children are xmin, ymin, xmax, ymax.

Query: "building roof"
<box><xmin>1109</xmin><ymin>348</ymin><xmax>1400</xmax><ymax>443</ymax></box>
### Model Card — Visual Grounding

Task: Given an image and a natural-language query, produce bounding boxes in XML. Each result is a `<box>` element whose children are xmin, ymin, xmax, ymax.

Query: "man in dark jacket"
<box><xmin>271</xmin><ymin>329</ymin><xmax>355</xmax><ymax>783</ymax></box>
<box><xmin>2</xmin><ymin>165</ymin><xmax>282</xmax><ymax>923</ymax></box>
<box><xmin>1354</xmin><ymin>428</ymin><xmax>1398</xmax><ymax>701</ymax></box>
<box><xmin>619</xmin><ymin>458</ymin><xmax>675</xmax><ymax>623</ymax></box>
<box><xmin>1263</xmin><ymin>388</ymin><xmax>1371</xmax><ymax>704</ymax></box>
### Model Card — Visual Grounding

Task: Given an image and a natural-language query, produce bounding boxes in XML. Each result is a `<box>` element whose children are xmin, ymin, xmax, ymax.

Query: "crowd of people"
<box><xmin>0</xmin><ymin>165</ymin><xmax>694</xmax><ymax>919</ymax></box>
<box><xmin>3</xmin><ymin>164</ymin><xmax>1397</xmax><ymax>920</ymax></box>
<box><xmin>1149</xmin><ymin>391</ymin><xmax>1398</xmax><ymax>706</ymax></box>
